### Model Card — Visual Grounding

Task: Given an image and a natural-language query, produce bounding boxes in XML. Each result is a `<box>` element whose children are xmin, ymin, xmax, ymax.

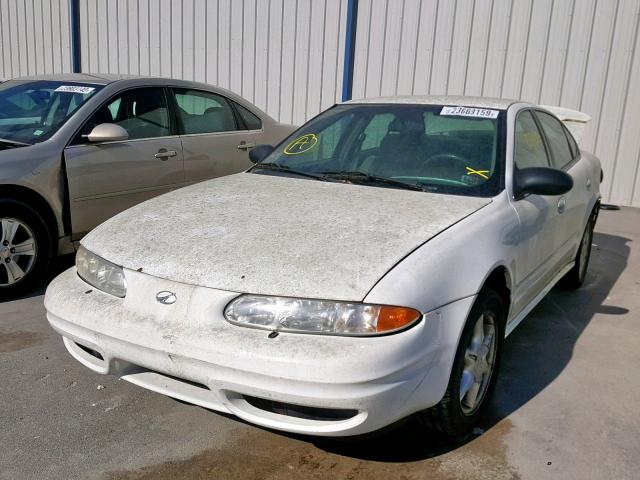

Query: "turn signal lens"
<box><xmin>224</xmin><ymin>295</ymin><xmax>422</xmax><ymax>336</ymax></box>
<box><xmin>377</xmin><ymin>306</ymin><xmax>422</xmax><ymax>333</ymax></box>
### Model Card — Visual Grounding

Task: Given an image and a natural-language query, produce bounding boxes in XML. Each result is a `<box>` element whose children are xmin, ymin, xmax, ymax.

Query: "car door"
<box><xmin>510</xmin><ymin>109</ymin><xmax>565</xmax><ymax>315</ymax></box>
<box><xmin>170</xmin><ymin>88</ymin><xmax>256</xmax><ymax>184</ymax></box>
<box><xmin>534</xmin><ymin>109</ymin><xmax>591</xmax><ymax>265</ymax></box>
<box><xmin>64</xmin><ymin>87</ymin><xmax>184</xmax><ymax>237</ymax></box>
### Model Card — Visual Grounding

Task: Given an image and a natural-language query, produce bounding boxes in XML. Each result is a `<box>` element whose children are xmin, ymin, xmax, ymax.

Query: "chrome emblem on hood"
<box><xmin>156</xmin><ymin>291</ymin><xmax>177</xmax><ymax>305</ymax></box>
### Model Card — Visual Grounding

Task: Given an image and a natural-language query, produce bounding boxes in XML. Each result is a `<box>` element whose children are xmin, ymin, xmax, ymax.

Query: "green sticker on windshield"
<box><xmin>284</xmin><ymin>134</ymin><xmax>318</xmax><ymax>155</ymax></box>
<box><xmin>33</xmin><ymin>129</ymin><xmax>44</xmax><ymax>136</ymax></box>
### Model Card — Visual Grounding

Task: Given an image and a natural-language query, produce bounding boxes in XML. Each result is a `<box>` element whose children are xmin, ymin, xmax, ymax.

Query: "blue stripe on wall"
<box><xmin>69</xmin><ymin>0</ymin><xmax>81</xmax><ymax>73</ymax></box>
<box><xmin>341</xmin><ymin>0</ymin><xmax>359</xmax><ymax>102</ymax></box>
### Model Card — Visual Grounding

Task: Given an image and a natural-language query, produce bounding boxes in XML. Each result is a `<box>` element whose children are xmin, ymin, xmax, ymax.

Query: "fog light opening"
<box><xmin>75</xmin><ymin>342</ymin><xmax>104</xmax><ymax>361</ymax></box>
<box><xmin>242</xmin><ymin>395</ymin><xmax>358</xmax><ymax>421</ymax></box>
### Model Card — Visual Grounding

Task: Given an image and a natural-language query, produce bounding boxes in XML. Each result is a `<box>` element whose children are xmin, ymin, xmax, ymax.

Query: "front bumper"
<box><xmin>45</xmin><ymin>267</ymin><xmax>475</xmax><ymax>436</ymax></box>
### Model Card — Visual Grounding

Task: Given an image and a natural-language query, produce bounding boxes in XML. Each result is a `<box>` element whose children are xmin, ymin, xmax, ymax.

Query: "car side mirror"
<box><xmin>514</xmin><ymin>167</ymin><xmax>573</xmax><ymax>198</ymax></box>
<box><xmin>87</xmin><ymin>123</ymin><xmax>129</xmax><ymax>143</ymax></box>
<box><xmin>248</xmin><ymin>144</ymin><xmax>275</xmax><ymax>164</ymax></box>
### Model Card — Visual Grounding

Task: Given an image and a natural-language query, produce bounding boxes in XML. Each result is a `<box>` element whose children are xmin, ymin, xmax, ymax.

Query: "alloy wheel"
<box><xmin>0</xmin><ymin>218</ymin><xmax>38</xmax><ymax>287</ymax></box>
<box><xmin>459</xmin><ymin>311</ymin><xmax>497</xmax><ymax>415</ymax></box>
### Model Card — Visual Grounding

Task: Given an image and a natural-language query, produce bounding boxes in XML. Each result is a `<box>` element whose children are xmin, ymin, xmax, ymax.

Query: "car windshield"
<box><xmin>256</xmin><ymin>104</ymin><xmax>505</xmax><ymax>196</ymax></box>
<box><xmin>0</xmin><ymin>80</ymin><xmax>102</xmax><ymax>146</ymax></box>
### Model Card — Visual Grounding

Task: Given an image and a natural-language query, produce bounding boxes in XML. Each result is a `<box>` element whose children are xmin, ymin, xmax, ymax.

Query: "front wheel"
<box><xmin>418</xmin><ymin>288</ymin><xmax>505</xmax><ymax>438</ymax></box>
<box><xmin>0</xmin><ymin>199</ymin><xmax>52</xmax><ymax>300</ymax></box>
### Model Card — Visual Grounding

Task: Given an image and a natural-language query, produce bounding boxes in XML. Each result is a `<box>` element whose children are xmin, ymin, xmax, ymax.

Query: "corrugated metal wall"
<box><xmin>78</xmin><ymin>0</ymin><xmax>347</xmax><ymax>126</ymax></box>
<box><xmin>0</xmin><ymin>0</ymin><xmax>73</xmax><ymax>78</ymax></box>
<box><xmin>1</xmin><ymin>0</ymin><xmax>640</xmax><ymax>206</ymax></box>
<box><xmin>352</xmin><ymin>0</ymin><xmax>640</xmax><ymax>206</ymax></box>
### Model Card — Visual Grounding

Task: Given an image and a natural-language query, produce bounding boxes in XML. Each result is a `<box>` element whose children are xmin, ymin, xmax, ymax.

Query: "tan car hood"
<box><xmin>82</xmin><ymin>173</ymin><xmax>491</xmax><ymax>301</ymax></box>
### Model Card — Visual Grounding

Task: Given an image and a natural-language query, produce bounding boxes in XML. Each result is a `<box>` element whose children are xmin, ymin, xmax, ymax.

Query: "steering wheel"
<box><xmin>422</xmin><ymin>152</ymin><xmax>470</xmax><ymax>171</ymax></box>
<box><xmin>422</xmin><ymin>153</ymin><xmax>478</xmax><ymax>187</ymax></box>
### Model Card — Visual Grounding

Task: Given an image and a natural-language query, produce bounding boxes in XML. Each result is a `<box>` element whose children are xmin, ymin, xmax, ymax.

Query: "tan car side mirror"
<box><xmin>87</xmin><ymin>123</ymin><xmax>129</xmax><ymax>143</ymax></box>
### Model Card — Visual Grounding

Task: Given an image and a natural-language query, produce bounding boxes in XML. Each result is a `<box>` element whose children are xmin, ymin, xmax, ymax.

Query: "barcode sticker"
<box><xmin>54</xmin><ymin>85</ymin><xmax>95</xmax><ymax>94</ymax></box>
<box><xmin>440</xmin><ymin>106</ymin><xmax>500</xmax><ymax>119</ymax></box>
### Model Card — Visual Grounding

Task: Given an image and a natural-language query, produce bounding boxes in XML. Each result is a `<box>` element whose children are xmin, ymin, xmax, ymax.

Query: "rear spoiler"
<box><xmin>540</xmin><ymin>105</ymin><xmax>591</xmax><ymax>145</ymax></box>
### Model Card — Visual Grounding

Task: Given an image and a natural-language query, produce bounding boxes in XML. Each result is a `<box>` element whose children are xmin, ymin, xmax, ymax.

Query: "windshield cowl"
<box><xmin>0</xmin><ymin>138</ymin><xmax>31</xmax><ymax>150</ymax></box>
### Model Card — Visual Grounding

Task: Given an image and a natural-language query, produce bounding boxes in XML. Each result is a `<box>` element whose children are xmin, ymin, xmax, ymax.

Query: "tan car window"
<box><xmin>173</xmin><ymin>89</ymin><xmax>238</xmax><ymax>134</ymax></box>
<box><xmin>78</xmin><ymin>88</ymin><xmax>170</xmax><ymax>142</ymax></box>
<box><xmin>515</xmin><ymin>111</ymin><xmax>550</xmax><ymax>169</ymax></box>
<box><xmin>115</xmin><ymin>89</ymin><xmax>170</xmax><ymax>140</ymax></box>
<box><xmin>235</xmin><ymin>102</ymin><xmax>262</xmax><ymax>130</ymax></box>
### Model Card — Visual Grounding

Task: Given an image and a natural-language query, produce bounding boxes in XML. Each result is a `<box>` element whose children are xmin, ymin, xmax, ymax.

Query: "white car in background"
<box><xmin>45</xmin><ymin>96</ymin><xmax>601</xmax><ymax>438</ymax></box>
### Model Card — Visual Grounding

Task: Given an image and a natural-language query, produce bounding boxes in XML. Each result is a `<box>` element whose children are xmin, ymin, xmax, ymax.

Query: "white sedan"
<box><xmin>45</xmin><ymin>96</ymin><xmax>601</xmax><ymax>438</ymax></box>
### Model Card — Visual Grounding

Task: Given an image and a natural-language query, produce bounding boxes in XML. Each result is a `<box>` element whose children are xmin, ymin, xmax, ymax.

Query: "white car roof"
<box><xmin>345</xmin><ymin>95</ymin><xmax>523</xmax><ymax>110</ymax></box>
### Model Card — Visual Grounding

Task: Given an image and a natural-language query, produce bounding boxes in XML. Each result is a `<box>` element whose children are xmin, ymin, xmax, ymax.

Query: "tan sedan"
<box><xmin>0</xmin><ymin>74</ymin><xmax>296</xmax><ymax>298</ymax></box>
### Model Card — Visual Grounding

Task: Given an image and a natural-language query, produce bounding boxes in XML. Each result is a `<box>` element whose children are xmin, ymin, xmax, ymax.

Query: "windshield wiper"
<box><xmin>251</xmin><ymin>162</ymin><xmax>328</xmax><ymax>181</ymax></box>
<box><xmin>0</xmin><ymin>138</ymin><xmax>31</xmax><ymax>148</ymax></box>
<box><xmin>319</xmin><ymin>170</ymin><xmax>425</xmax><ymax>192</ymax></box>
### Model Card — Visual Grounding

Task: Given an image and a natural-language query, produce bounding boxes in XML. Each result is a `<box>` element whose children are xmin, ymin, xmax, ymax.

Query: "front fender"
<box><xmin>364</xmin><ymin>192</ymin><xmax>518</xmax><ymax>315</ymax></box>
<box><xmin>0</xmin><ymin>144</ymin><xmax>66</xmax><ymax>239</ymax></box>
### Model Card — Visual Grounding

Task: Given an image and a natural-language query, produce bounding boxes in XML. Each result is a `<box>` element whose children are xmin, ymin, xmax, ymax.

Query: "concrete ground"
<box><xmin>1</xmin><ymin>207</ymin><xmax>639</xmax><ymax>480</ymax></box>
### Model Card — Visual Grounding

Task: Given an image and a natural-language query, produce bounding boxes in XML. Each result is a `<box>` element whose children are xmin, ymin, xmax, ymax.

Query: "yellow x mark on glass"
<box><xmin>465</xmin><ymin>166</ymin><xmax>490</xmax><ymax>180</ymax></box>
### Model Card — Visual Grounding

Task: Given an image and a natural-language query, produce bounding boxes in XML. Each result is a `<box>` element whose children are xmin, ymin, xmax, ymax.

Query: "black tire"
<box><xmin>418</xmin><ymin>288</ymin><xmax>505</xmax><ymax>438</ymax></box>
<box><xmin>0</xmin><ymin>198</ymin><xmax>53</xmax><ymax>300</ymax></box>
<box><xmin>563</xmin><ymin>217</ymin><xmax>595</xmax><ymax>289</ymax></box>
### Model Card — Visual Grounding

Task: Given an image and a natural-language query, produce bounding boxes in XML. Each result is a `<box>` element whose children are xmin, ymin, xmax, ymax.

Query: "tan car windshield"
<box><xmin>0</xmin><ymin>80</ymin><xmax>102</xmax><ymax>145</ymax></box>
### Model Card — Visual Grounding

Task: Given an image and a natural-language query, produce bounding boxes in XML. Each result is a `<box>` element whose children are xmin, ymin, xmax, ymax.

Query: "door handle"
<box><xmin>557</xmin><ymin>197</ymin><xmax>566</xmax><ymax>214</ymax></box>
<box><xmin>154</xmin><ymin>149</ymin><xmax>177</xmax><ymax>160</ymax></box>
<box><xmin>586</xmin><ymin>178</ymin><xmax>592</xmax><ymax>191</ymax></box>
<box><xmin>237</xmin><ymin>141</ymin><xmax>256</xmax><ymax>151</ymax></box>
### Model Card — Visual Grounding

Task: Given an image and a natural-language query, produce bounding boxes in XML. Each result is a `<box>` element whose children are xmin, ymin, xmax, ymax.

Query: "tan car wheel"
<box><xmin>0</xmin><ymin>199</ymin><xmax>52</xmax><ymax>300</ymax></box>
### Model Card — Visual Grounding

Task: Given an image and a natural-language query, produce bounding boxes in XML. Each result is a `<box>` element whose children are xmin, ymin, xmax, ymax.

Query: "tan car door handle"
<box><xmin>237</xmin><ymin>141</ymin><xmax>256</xmax><ymax>151</ymax></box>
<box><xmin>154</xmin><ymin>149</ymin><xmax>177</xmax><ymax>160</ymax></box>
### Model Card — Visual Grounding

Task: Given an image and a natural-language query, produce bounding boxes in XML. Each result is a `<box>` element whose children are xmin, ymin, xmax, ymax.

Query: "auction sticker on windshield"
<box><xmin>440</xmin><ymin>106</ymin><xmax>499</xmax><ymax>119</ymax></box>
<box><xmin>54</xmin><ymin>85</ymin><xmax>96</xmax><ymax>94</ymax></box>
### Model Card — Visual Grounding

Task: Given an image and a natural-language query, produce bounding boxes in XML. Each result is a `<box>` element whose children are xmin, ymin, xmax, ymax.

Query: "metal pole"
<box><xmin>69</xmin><ymin>0</ymin><xmax>81</xmax><ymax>73</ymax></box>
<box><xmin>341</xmin><ymin>0</ymin><xmax>358</xmax><ymax>102</ymax></box>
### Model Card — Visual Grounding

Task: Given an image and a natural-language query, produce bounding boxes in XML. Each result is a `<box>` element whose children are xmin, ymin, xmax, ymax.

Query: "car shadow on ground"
<box><xmin>308</xmin><ymin>231</ymin><xmax>631</xmax><ymax>462</ymax></box>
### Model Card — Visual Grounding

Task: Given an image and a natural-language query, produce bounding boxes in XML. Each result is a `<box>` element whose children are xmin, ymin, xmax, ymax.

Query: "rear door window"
<box><xmin>535</xmin><ymin>111</ymin><xmax>574</xmax><ymax>169</ymax></box>
<box><xmin>173</xmin><ymin>89</ymin><xmax>239</xmax><ymax>134</ymax></box>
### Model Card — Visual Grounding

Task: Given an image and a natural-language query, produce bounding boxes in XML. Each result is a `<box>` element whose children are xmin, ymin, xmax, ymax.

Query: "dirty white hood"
<box><xmin>82</xmin><ymin>173</ymin><xmax>490</xmax><ymax>301</ymax></box>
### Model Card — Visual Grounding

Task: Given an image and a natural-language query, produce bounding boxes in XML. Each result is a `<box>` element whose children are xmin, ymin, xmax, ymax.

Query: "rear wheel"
<box><xmin>563</xmin><ymin>217</ymin><xmax>594</xmax><ymax>289</ymax></box>
<box><xmin>0</xmin><ymin>199</ymin><xmax>52</xmax><ymax>300</ymax></box>
<box><xmin>418</xmin><ymin>288</ymin><xmax>504</xmax><ymax>438</ymax></box>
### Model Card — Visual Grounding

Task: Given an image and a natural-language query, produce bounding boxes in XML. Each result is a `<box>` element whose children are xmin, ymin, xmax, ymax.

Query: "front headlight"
<box><xmin>76</xmin><ymin>246</ymin><xmax>127</xmax><ymax>298</ymax></box>
<box><xmin>224</xmin><ymin>295</ymin><xmax>422</xmax><ymax>336</ymax></box>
